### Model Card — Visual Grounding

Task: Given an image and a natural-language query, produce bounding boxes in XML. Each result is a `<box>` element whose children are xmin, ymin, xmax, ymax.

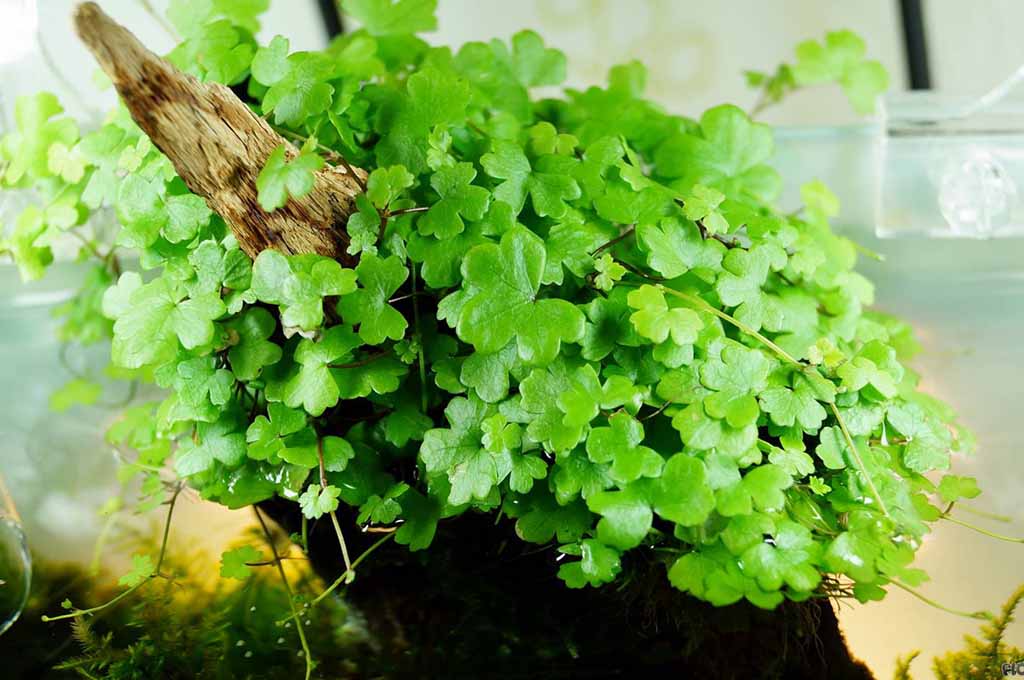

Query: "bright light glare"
<box><xmin>0</xmin><ymin>0</ymin><xmax>38</xmax><ymax>66</ymax></box>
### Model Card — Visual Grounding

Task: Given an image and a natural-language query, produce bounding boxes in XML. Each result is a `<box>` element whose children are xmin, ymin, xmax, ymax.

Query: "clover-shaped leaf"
<box><xmin>586</xmin><ymin>484</ymin><xmax>653</xmax><ymax>551</ymax></box>
<box><xmin>715</xmin><ymin>463</ymin><xmax>792</xmax><ymax>517</ymax></box>
<box><xmin>655</xmin><ymin>104</ymin><xmax>780</xmax><ymax>202</ymax></box>
<box><xmin>637</xmin><ymin>217</ymin><xmax>724</xmax><ymax>279</ymax></box>
<box><xmin>518</xmin><ymin>360</ymin><xmax>596</xmax><ymax>453</ymax></box>
<box><xmin>936</xmin><ymin>474</ymin><xmax>981</xmax><ymax>504</ymax></box>
<box><xmin>245</xmin><ymin>402</ymin><xmax>313</xmax><ymax>463</ymax></box>
<box><xmin>505</xmin><ymin>30</ymin><xmax>567</xmax><ymax>88</ymax></box>
<box><xmin>375</xmin><ymin>66</ymin><xmax>470</xmax><ymax>173</ymax></box>
<box><xmin>558</xmin><ymin>539</ymin><xmax>621</xmax><ymax>588</ymax></box>
<box><xmin>338</xmin><ymin>253</ymin><xmax>409</xmax><ymax>344</ymax></box>
<box><xmin>420</xmin><ymin>395</ymin><xmax>505</xmax><ymax>505</ymax></box>
<box><xmin>250</xmin><ymin>250</ymin><xmax>357</xmax><ymax>331</ymax></box>
<box><xmin>481</xmin><ymin>141</ymin><xmax>581</xmax><ymax>219</ymax></box>
<box><xmin>366</xmin><ymin>164</ymin><xmax>415</xmax><ymax>210</ymax></box>
<box><xmin>187</xmin><ymin>239</ymin><xmax>252</xmax><ymax>301</ymax></box>
<box><xmin>104</xmin><ymin>272</ymin><xmax>225</xmax><ymax>369</ymax></box>
<box><xmin>741</xmin><ymin>520</ymin><xmax>822</xmax><ymax>592</ymax></box>
<box><xmin>460</xmin><ymin>342</ymin><xmax>517</xmax><ymax>403</ymax></box>
<box><xmin>626</xmin><ymin>285</ymin><xmax>703</xmax><ymax>346</ymax></box>
<box><xmin>344</xmin><ymin>0</ymin><xmax>438</xmax><ymax>36</ymax></box>
<box><xmin>175</xmin><ymin>415</ymin><xmax>247</xmax><ymax>477</ymax></box>
<box><xmin>119</xmin><ymin>554</ymin><xmax>155</xmax><ymax>587</ymax></box>
<box><xmin>299</xmin><ymin>484</ymin><xmax>341</xmax><ymax>519</ymax></box>
<box><xmin>164</xmin><ymin>193</ymin><xmax>213</xmax><ymax>243</ymax></box>
<box><xmin>455</xmin><ymin>228</ymin><xmax>584</xmax><ymax>365</ymax></box>
<box><xmin>274</xmin><ymin>325</ymin><xmax>363</xmax><ymax>416</ymax></box>
<box><xmin>256</xmin><ymin>143</ymin><xmax>324</xmax><ymax>211</ymax></box>
<box><xmin>791</xmin><ymin>30</ymin><xmax>888</xmax><ymax>115</ymax></box>
<box><xmin>593</xmin><ymin>253</ymin><xmax>626</xmax><ymax>291</ymax></box>
<box><xmin>824</xmin><ymin>528</ymin><xmax>881</xmax><ymax>583</ymax></box>
<box><xmin>671</xmin><ymin>401</ymin><xmax>758</xmax><ymax>458</ymax></box>
<box><xmin>715</xmin><ymin>244</ymin><xmax>786</xmax><ymax>309</ymax></box>
<box><xmin>408</xmin><ymin>221</ymin><xmax>489</xmax><ymax>288</ymax></box>
<box><xmin>358</xmin><ymin>482</ymin><xmax>410</xmax><ymax>524</ymax></box>
<box><xmin>225</xmin><ymin>307</ymin><xmax>282</xmax><ymax>381</ymax></box>
<box><xmin>759</xmin><ymin>374</ymin><xmax>827</xmax><ymax>431</ymax></box>
<box><xmin>543</xmin><ymin>212</ymin><xmax>617</xmax><ymax>285</ymax></box>
<box><xmin>699</xmin><ymin>344</ymin><xmax>771</xmax><ymax>428</ymax></box>
<box><xmin>814</xmin><ymin>425</ymin><xmax>850</xmax><ymax>470</ymax></box>
<box><xmin>418</xmin><ymin>162</ymin><xmax>491</xmax><ymax>238</ymax></box>
<box><xmin>651</xmin><ymin>454</ymin><xmax>716</xmax><ymax>527</ymax></box>
<box><xmin>174</xmin><ymin>356</ymin><xmax>235</xmax><ymax>415</ymax></box>
<box><xmin>585</xmin><ymin>413</ymin><xmax>663</xmax><ymax>484</ymax></box>
<box><xmin>886</xmin><ymin>402</ymin><xmax>953</xmax><ymax>473</ymax></box>
<box><xmin>346</xmin><ymin>193</ymin><xmax>381</xmax><ymax>256</ymax></box>
<box><xmin>681</xmin><ymin>183</ymin><xmax>727</xmax><ymax>234</ymax></box>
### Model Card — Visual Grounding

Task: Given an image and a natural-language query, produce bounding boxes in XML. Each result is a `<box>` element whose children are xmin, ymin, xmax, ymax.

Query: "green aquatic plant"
<box><xmin>894</xmin><ymin>584</ymin><xmax>1024</xmax><ymax>680</ymax></box>
<box><xmin>1</xmin><ymin>536</ymin><xmax>363</xmax><ymax>679</ymax></box>
<box><xmin>0</xmin><ymin>0</ymin><xmax>1003</xmax><ymax>673</ymax></box>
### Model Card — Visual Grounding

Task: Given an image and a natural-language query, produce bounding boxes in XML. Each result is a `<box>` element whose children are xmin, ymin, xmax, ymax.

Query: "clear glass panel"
<box><xmin>0</xmin><ymin>475</ymin><xmax>29</xmax><ymax>636</ymax></box>
<box><xmin>880</xmin><ymin>90</ymin><xmax>1024</xmax><ymax>238</ymax></box>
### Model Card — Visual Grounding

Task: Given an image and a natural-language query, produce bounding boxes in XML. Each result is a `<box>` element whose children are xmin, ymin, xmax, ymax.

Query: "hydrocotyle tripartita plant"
<box><xmin>2</xmin><ymin>2</ymin><xmax>993</xmax><ymax>665</ymax></box>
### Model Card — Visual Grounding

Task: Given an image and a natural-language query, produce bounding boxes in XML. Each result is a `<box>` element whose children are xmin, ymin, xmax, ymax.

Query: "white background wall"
<box><xmin>7</xmin><ymin>1</ymin><xmax>1024</xmax><ymax>125</ymax></box>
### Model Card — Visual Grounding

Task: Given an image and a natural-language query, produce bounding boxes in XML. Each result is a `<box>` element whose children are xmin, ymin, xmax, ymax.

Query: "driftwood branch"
<box><xmin>72</xmin><ymin>2</ymin><xmax>365</xmax><ymax>262</ymax></box>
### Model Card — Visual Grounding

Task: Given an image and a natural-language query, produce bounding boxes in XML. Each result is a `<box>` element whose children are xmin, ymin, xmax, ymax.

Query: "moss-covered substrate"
<box><xmin>262</xmin><ymin>499</ymin><xmax>875</xmax><ymax>679</ymax></box>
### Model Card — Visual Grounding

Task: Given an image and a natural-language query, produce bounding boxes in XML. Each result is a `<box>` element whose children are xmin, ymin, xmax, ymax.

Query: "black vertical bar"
<box><xmin>898</xmin><ymin>0</ymin><xmax>932</xmax><ymax>89</ymax></box>
<box><xmin>317</xmin><ymin>0</ymin><xmax>344</xmax><ymax>40</ymax></box>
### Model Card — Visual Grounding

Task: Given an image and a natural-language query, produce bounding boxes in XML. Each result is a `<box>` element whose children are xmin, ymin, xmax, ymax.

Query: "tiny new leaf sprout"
<box><xmin>256</xmin><ymin>139</ymin><xmax>325</xmax><ymax>212</ymax></box>
<box><xmin>8</xmin><ymin>0</ymin><xmax>1003</xmax><ymax>662</ymax></box>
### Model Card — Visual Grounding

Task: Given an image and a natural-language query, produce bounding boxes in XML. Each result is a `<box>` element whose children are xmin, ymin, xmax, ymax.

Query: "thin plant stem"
<box><xmin>153</xmin><ymin>483</ymin><xmax>183</xmax><ymax>576</ymax></box>
<box><xmin>66</xmin><ymin>228</ymin><xmax>108</xmax><ymax>262</ymax></box>
<box><xmin>310</xmin><ymin>533</ymin><xmax>394</xmax><ymax>607</ymax></box>
<box><xmin>616</xmin><ymin>277</ymin><xmax>892</xmax><ymax>522</ymax></box>
<box><xmin>829</xmin><ymin>402</ymin><xmax>891</xmax><ymax>521</ymax></box>
<box><xmin>749</xmin><ymin>88</ymin><xmax>770</xmax><ymax>118</ymax></box>
<box><xmin>851</xmin><ymin>240</ymin><xmax>886</xmax><ymax>262</ymax></box>
<box><xmin>244</xmin><ymin>556</ymin><xmax>307</xmax><ymax>567</ymax></box>
<box><xmin>590</xmin><ymin>225</ymin><xmax>636</xmax><ymax>256</ymax></box>
<box><xmin>891</xmin><ymin>580</ymin><xmax>991</xmax><ymax>620</ymax></box>
<box><xmin>255</xmin><ymin>507</ymin><xmax>314</xmax><ymax>680</ymax></box>
<box><xmin>640</xmin><ymin>401</ymin><xmax>670</xmax><ymax>421</ymax></box>
<box><xmin>388</xmin><ymin>206</ymin><xmax>429</xmax><ymax>217</ymax></box>
<box><xmin>272</xmin><ymin>125</ymin><xmax>367</xmax><ymax>192</ymax></box>
<box><xmin>89</xmin><ymin>506</ymin><xmax>120</xmax><ymax>576</ymax></box>
<box><xmin>275</xmin><ymin>532</ymin><xmax>395</xmax><ymax>627</ymax></box>
<box><xmin>43</xmin><ymin>483</ymin><xmax>183</xmax><ymax>622</ymax></box>
<box><xmin>648</xmin><ymin>282</ymin><xmax>803</xmax><ymax>367</ymax></box>
<box><xmin>317</xmin><ymin>438</ymin><xmax>353</xmax><ymax>575</ymax></box>
<box><xmin>329</xmin><ymin>512</ymin><xmax>354</xmax><ymax>574</ymax></box>
<box><xmin>411</xmin><ymin>266</ymin><xmax>429</xmax><ymax>413</ymax></box>
<box><xmin>328</xmin><ymin>352</ymin><xmax>388</xmax><ymax>369</ymax></box>
<box><xmin>41</xmin><ymin>583</ymin><xmax>147</xmax><ymax>622</ymax></box>
<box><xmin>941</xmin><ymin>515</ymin><xmax>1024</xmax><ymax>543</ymax></box>
<box><xmin>957</xmin><ymin>504</ymin><xmax>1015</xmax><ymax>524</ymax></box>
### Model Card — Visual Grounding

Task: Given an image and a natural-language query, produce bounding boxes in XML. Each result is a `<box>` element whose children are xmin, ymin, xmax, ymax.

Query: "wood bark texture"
<box><xmin>72</xmin><ymin>2</ymin><xmax>365</xmax><ymax>262</ymax></box>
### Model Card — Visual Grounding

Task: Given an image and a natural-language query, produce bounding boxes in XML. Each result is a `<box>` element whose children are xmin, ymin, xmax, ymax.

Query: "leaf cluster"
<box><xmin>0</xmin><ymin>0</ymin><xmax>975</xmax><ymax>612</ymax></box>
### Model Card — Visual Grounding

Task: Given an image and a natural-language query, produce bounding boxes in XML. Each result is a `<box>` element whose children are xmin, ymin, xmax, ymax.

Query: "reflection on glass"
<box><xmin>0</xmin><ymin>475</ymin><xmax>30</xmax><ymax>635</ymax></box>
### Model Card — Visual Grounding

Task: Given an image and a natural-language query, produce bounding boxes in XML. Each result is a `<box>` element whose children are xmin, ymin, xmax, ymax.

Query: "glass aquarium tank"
<box><xmin>1</xmin><ymin>1</ymin><xmax>1023</xmax><ymax>678</ymax></box>
<box><xmin>774</xmin><ymin>84</ymin><xmax>1024</xmax><ymax>670</ymax></box>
